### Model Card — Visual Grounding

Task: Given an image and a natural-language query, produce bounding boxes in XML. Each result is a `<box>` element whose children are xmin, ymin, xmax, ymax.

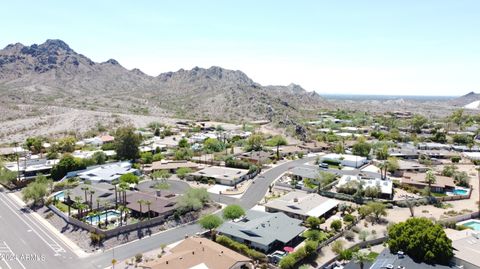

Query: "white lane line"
<box><xmin>3</xmin><ymin>242</ymin><xmax>26</xmax><ymax>269</ymax></box>
<box><xmin>1</xmin><ymin>193</ymin><xmax>67</xmax><ymax>254</ymax></box>
<box><xmin>0</xmin><ymin>194</ymin><xmax>65</xmax><ymax>255</ymax></box>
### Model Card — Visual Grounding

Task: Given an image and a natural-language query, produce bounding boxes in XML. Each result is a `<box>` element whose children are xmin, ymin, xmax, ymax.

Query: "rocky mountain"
<box><xmin>449</xmin><ymin>91</ymin><xmax>480</xmax><ymax>107</ymax></box>
<box><xmin>0</xmin><ymin>39</ymin><xmax>329</xmax><ymax>122</ymax></box>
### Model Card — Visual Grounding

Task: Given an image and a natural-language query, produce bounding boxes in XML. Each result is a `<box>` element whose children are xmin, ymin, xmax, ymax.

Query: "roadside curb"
<box><xmin>7</xmin><ymin>192</ymin><xmax>90</xmax><ymax>258</ymax></box>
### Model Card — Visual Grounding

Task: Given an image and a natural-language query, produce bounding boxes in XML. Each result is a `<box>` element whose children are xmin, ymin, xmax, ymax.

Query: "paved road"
<box><xmin>0</xmin><ymin>190</ymin><xmax>77</xmax><ymax>269</ymax></box>
<box><xmin>1</xmin><ymin>156</ymin><xmax>316</xmax><ymax>269</ymax></box>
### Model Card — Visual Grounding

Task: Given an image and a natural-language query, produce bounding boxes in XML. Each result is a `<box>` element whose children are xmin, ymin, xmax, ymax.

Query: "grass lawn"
<box><xmin>432</xmin><ymin>192</ymin><xmax>448</xmax><ymax>197</ymax></box>
<box><xmin>367</xmin><ymin>251</ymin><xmax>379</xmax><ymax>260</ymax></box>
<box><xmin>54</xmin><ymin>201</ymin><xmax>69</xmax><ymax>212</ymax></box>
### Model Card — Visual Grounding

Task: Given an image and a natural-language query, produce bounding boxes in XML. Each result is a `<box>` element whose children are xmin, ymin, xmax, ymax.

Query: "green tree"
<box><xmin>222</xmin><ymin>204</ymin><xmax>245</xmax><ymax>220</ymax></box>
<box><xmin>114</xmin><ymin>126</ymin><xmax>141</xmax><ymax>160</ymax></box>
<box><xmin>386</xmin><ymin>157</ymin><xmax>399</xmax><ymax>174</ymax></box>
<box><xmin>50</xmin><ymin>154</ymin><xmax>86</xmax><ymax>180</ymax></box>
<box><xmin>178</xmin><ymin>138</ymin><xmax>189</xmax><ymax>148</ymax></box>
<box><xmin>334</xmin><ymin>142</ymin><xmax>346</xmax><ymax>154</ymax></box>
<box><xmin>279</xmin><ymin>254</ymin><xmax>296</xmax><ymax>269</ymax></box>
<box><xmin>352</xmin><ymin>137</ymin><xmax>371</xmax><ymax>157</ymax></box>
<box><xmin>140</xmin><ymin>152</ymin><xmax>153</xmax><ymax>164</ymax></box>
<box><xmin>411</xmin><ymin>114</ymin><xmax>428</xmax><ymax>133</ymax></box>
<box><xmin>0</xmin><ymin>165</ymin><xmax>18</xmax><ymax>186</ymax></box>
<box><xmin>58</xmin><ymin>136</ymin><xmax>76</xmax><ymax>152</ymax></box>
<box><xmin>352</xmin><ymin>251</ymin><xmax>375</xmax><ymax>269</ymax></box>
<box><xmin>441</xmin><ymin>164</ymin><xmax>457</xmax><ymax>177</ymax></box>
<box><xmin>245</xmin><ymin>133</ymin><xmax>265</xmax><ymax>152</ymax></box>
<box><xmin>92</xmin><ymin>151</ymin><xmax>107</xmax><ymax>165</ymax></box>
<box><xmin>331</xmin><ymin>239</ymin><xmax>345</xmax><ymax>255</ymax></box>
<box><xmin>425</xmin><ymin>170</ymin><xmax>436</xmax><ymax>196</ymax></box>
<box><xmin>388</xmin><ymin>218</ymin><xmax>453</xmax><ymax>264</ymax></box>
<box><xmin>267</xmin><ymin>135</ymin><xmax>287</xmax><ymax>159</ymax></box>
<box><xmin>25</xmin><ymin>137</ymin><xmax>43</xmax><ymax>153</ymax></box>
<box><xmin>176</xmin><ymin>187</ymin><xmax>210</xmax><ymax>213</ymax></box>
<box><xmin>151</xmin><ymin>170</ymin><xmax>171</xmax><ymax>181</ymax></box>
<box><xmin>22</xmin><ymin>174</ymin><xmax>51</xmax><ymax>206</ymax></box>
<box><xmin>365</xmin><ymin>202</ymin><xmax>387</xmax><ymax>223</ymax></box>
<box><xmin>376</xmin><ymin>145</ymin><xmax>389</xmax><ymax>160</ymax></box>
<box><xmin>174</xmin><ymin>148</ymin><xmax>193</xmax><ymax>160</ymax></box>
<box><xmin>305</xmin><ymin>216</ymin><xmax>321</xmax><ymax>229</ymax></box>
<box><xmin>176</xmin><ymin>167</ymin><xmax>193</xmax><ymax>179</ymax></box>
<box><xmin>119</xmin><ymin>173</ymin><xmax>139</xmax><ymax>184</ymax></box>
<box><xmin>199</xmin><ymin>214</ymin><xmax>223</xmax><ymax>238</ymax></box>
<box><xmin>364</xmin><ymin>186</ymin><xmax>380</xmax><ymax>199</ymax></box>
<box><xmin>203</xmin><ymin>138</ymin><xmax>225</xmax><ymax>153</ymax></box>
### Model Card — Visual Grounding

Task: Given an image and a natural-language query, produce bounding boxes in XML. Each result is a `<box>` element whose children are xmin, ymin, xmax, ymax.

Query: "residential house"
<box><xmin>392</xmin><ymin>160</ymin><xmax>428</xmax><ymax>176</ymax></box>
<box><xmin>320</xmin><ymin>153</ymin><xmax>368</xmax><ymax>168</ymax></box>
<box><xmin>125</xmin><ymin>191</ymin><xmax>177</xmax><ymax>219</ymax></box>
<box><xmin>189</xmin><ymin>166</ymin><xmax>250</xmax><ymax>186</ymax></box>
<box><xmin>76</xmin><ymin>162</ymin><xmax>139</xmax><ymax>184</ymax></box>
<box><xmin>217</xmin><ymin>210</ymin><xmax>306</xmax><ymax>253</ymax></box>
<box><xmin>264</xmin><ymin>191</ymin><xmax>339</xmax><ymax>220</ymax></box>
<box><xmin>140</xmin><ymin>237</ymin><xmax>254</xmax><ymax>269</ymax></box>
<box><xmin>143</xmin><ymin>160</ymin><xmax>200</xmax><ymax>174</ymax></box>
<box><xmin>446</xmin><ymin>229</ymin><xmax>480</xmax><ymax>269</ymax></box>
<box><xmin>298</xmin><ymin>141</ymin><xmax>330</xmax><ymax>152</ymax></box>
<box><xmin>401</xmin><ymin>172</ymin><xmax>456</xmax><ymax>193</ymax></box>
<box><xmin>337</xmin><ymin>175</ymin><xmax>393</xmax><ymax>199</ymax></box>
<box><xmin>4</xmin><ymin>158</ymin><xmax>59</xmax><ymax>180</ymax></box>
<box><xmin>238</xmin><ymin>151</ymin><xmax>274</xmax><ymax>165</ymax></box>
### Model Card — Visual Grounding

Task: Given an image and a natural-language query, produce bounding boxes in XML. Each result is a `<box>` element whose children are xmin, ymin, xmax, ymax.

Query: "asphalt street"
<box><xmin>0</xmin><ymin>156</ymin><xmax>316</xmax><ymax>269</ymax></box>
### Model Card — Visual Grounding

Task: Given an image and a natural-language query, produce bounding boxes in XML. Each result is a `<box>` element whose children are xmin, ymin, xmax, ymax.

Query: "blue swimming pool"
<box><xmin>453</xmin><ymin>189</ymin><xmax>468</xmax><ymax>195</ymax></box>
<box><xmin>54</xmin><ymin>191</ymin><xmax>65</xmax><ymax>201</ymax></box>
<box><xmin>460</xmin><ymin>220</ymin><xmax>480</xmax><ymax>231</ymax></box>
<box><xmin>84</xmin><ymin>210</ymin><xmax>120</xmax><ymax>225</ymax></box>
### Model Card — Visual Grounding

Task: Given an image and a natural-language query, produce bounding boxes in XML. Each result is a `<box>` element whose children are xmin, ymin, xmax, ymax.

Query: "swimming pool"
<box><xmin>452</xmin><ymin>188</ymin><xmax>469</xmax><ymax>195</ymax></box>
<box><xmin>84</xmin><ymin>210</ymin><xmax>120</xmax><ymax>225</ymax></box>
<box><xmin>54</xmin><ymin>191</ymin><xmax>65</xmax><ymax>201</ymax></box>
<box><xmin>458</xmin><ymin>220</ymin><xmax>480</xmax><ymax>231</ymax></box>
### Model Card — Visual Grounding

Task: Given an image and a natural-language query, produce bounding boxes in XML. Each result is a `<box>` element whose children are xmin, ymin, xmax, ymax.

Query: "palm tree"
<box><xmin>119</xmin><ymin>182</ymin><xmax>129</xmax><ymax>206</ymax></box>
<box><xmin>96</xmin><ymin>198</ymin><xmax>100</xmax><ymax>211</ymax></box>
<box><xmin>81</xmin><ymin>186</ymin><xmax>90</xmax><ymax>204</ymax></box>
<box><xmin>114</xmin><ymin>184</ymin><xmax>118</xmax><ymax>207</ymax></box>
<box><xmin>145</xmin><ymin>200</ymin><xmax>152</xmax><ymax>219</ymax></box>
<box><xmin>74</xmin><ymin>196</ymin><xmax>82</xmax><ymax>218</ymax></box>
<box><xmin>117</xmin><ymin>205</ymin><xmax>125</xmax><ymax>226</ymax></box>
<box><xmin>137</xmin><ymin>200</ymin><xmax>144</xmax><ymax>219</ymax></box>
<box><xmin>89</xmin><ymin>190</ymin><xmax>95</xmax><ymax>210</ymax></box>
<box><xmin>352</xmin><ymin>251</ymin><xmax>375</xmax><ymax>269</ymax></box>
<box><xmin>65</xmin><ymin>190</ymin><xmax>72</xmax><ymax>216</ymax></box>
<box><xmin>425</xmin><ymin>169</ymin><xmax>437</xmax><ymax>196</ymax></box>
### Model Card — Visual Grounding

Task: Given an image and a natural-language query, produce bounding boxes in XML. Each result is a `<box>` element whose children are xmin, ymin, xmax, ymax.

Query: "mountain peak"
<box><xmin>41</xmin><ymin>39</ymin><xmax>73</xmax><ymax>52</ymax></box>
<box><xmin>103</xmin><ymin>59</ymin><xmax>120</xmax><ymax>65</ymax></box>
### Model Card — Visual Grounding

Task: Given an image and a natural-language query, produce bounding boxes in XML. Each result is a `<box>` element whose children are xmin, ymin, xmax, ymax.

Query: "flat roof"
<box><xmin>447</xmin><ymin>229</ymin><xmax>480</xmax><ymax>267</ymax></box>
<box><xmin>338</xmin><ymin>175</ymin><xmax>393</xmax><ymax>195</ymax></box>
<box><xmin>265</xmin><ymin>191</ymin><xmax>339</xmax><ymax>218</ymax></box>
<box><xmin>190</xmin><ymin>166</ymin><xmax>248</xmax><ymax>182</ymax></box>
<box><xmin>321</xmin><ymin>153</ymin><xmax>367</xmax><ymax>162</ymax></box>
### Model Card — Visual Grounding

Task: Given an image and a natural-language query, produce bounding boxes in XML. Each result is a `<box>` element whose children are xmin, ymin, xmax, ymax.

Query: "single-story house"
<box><xmin>276</xmin><ymin>146</ymin><xmax>307</xmax><ymax>158</ymax></box>
<box><xmin>337</xmin><ymin>175</ymin><xmax>393</xmax><ymax>199</ymax></box>
<box><xmin>77</xmin><ymin>162</ymin><xmax>139</xmax><ymax>184</ymax></box>
<box><xmin>4</xmin><ymin>158</ymin><xmax>59</xmax><ymax>180</ymax></box>
<box><xmin>289</xmin><ymin>166</ymin><xmax>321</xmax><ymax>182</ymax></box>
<box><xmin>125</xmin><ymin>191</ymin><xmax>177</xmax><ymax>219</ymax></box>
<box><xmin>143</xmin><ymin>160</ymin><xmax>200</xmax><ymax>174</ymax></box>
<box><xmin>264</xmin><ymin>191</ymin><xmax>339</xmax><ymax>220</ymax></box>
<box><xmin>0</xmin><ymin>147</ymin><xmax>28</xmax><ymax>157</ymax></box>
<box><xmin>238</xmin><ymin>151</ymin><xmax>274</xmax><ymax>164</ymax></box>
<box><xmin>320</xmin><ymin>153</ymin><xmax>368</xmax><ymax>168</ymax></box>
<box><xmin>189</xmin><ymin>166</ymin><xmax>250</xmax><ymax>186</ymax></box>
<box><xmin>417</xmin><ymin>142</ymin><xmax>452</xmax><ymax>151</ymax></box>
<box><xmin>446</xmin><ymin>229</ymin><xmax>480</xmax><ymax>269</ymax></box>
<box><xmin>298</xmin><ymin>141</ymin><xmax>330</xmax><ymax>152</ymax></box>
<box><xmin>392</xmin><ymin>160</ymin><xmax>428</xmax><ymax>176</ymax></box>
<box><xmin>388</xmin><ymin>148</ymin><xmax>419</xmax><ymax>159</ymax></box>
<box><xmin>217</xmin><ymin>210</ymin><xmax>306</xmax><ymax>253</ymax></box>
<box><xmin>401</xmin><ymin>172</ymin><xmax>456</xmax><ymax>193</ymax></box>
<box><xmin>58</xmin><ymin>182</ymin><xmax>124</xmax><ymax>206</ymax></box>
<box><xmin>463</xmin><ymin>152</ymin><xmax>480</xmax><ymax>161</ymax></box>
<box><xmin>418</xmin><ymin>150</ymin><xmax>459</xmax><ymax>159</ymax></box>
<box><xmin>139</xmin><ymin>237</ymin><xmax>254</xmax><ymax>269</ymax></box>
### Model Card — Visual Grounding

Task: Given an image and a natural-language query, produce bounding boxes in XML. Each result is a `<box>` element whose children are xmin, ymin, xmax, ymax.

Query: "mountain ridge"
<box><xmin>0</xmin><ymin>39</ymin><xmax>329</xmax><ymax>121</ymax></box>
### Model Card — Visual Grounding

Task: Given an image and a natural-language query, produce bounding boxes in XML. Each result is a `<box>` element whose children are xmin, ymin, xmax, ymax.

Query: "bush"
<box><xmin>216</xmin><ymin>235</ymin><xmax>267</xmax><ymax>262</ymax></box>
<box><xmin>330</xmin><ymin>220</ymin><xmax>343</xmax><ymax>231</ymax></box>
<box><xmin>344</xmin><ymin>230</ymin><xmax>355</xmax><ymax>241</ymax></box>
<box><xmin>90</xmin><ymin>231</ymin><xmax>105</xmax><ymax>246</ymax></box>
<box><xmin>451</xmin><ymin>156</ymin><xmax>461</xmax><ymax>163</ymax></box>
<box><xmin>343</xmin><ymin>214</ymin><xmax>355</xmax><ymax>223</ymax></box>
<box><xmin>135</xmin><ymin>253</ymin><xmax>143</xmax><ymax>263</ymax></box>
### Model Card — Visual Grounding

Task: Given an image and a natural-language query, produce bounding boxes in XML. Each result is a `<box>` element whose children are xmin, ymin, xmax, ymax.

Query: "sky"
<box><xmin>1</xmin><ymin>0</ymin><xmax>479</xmax><ymax>96</ymax></box>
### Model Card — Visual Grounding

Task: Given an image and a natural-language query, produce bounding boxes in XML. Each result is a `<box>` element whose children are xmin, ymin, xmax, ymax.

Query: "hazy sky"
<box><xmin>1</xmin><ymin>0</ymin><xmax>479</xmax><ymax>96</ymax></box>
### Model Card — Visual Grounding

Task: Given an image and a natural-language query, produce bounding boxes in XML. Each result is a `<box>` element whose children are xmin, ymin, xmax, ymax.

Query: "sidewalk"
<box><xmin>7</xmin><ymin>192</ymin><xmax>89</xmax><ymax>258</ymax></box>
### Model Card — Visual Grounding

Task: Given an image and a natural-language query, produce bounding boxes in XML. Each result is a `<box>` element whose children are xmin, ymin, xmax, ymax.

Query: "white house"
<box><xmin>320</xmin><ymin>153</ymin><xmax>368</xmax><ymax>168</ymax></box>
<box><xmin>337</xmin><ymin>175</ymin><xmax>393</xmax><ymax>199</ymax></box>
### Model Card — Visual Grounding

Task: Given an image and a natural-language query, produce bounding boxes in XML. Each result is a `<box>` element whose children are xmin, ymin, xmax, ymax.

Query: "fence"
<box><xmin>47</xmin><ymin>204</ymin><xmax>171</xmax><ymax>238</ymax></box>
<box><xmin>320</xmin><ymin>236</ymin><xmax>389</xmax><ymax>269</ymax></box>
<box><xmin>437</xmin><ymin>211</ymin><xmax>480</xmax><ymax>225</ymax></box>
